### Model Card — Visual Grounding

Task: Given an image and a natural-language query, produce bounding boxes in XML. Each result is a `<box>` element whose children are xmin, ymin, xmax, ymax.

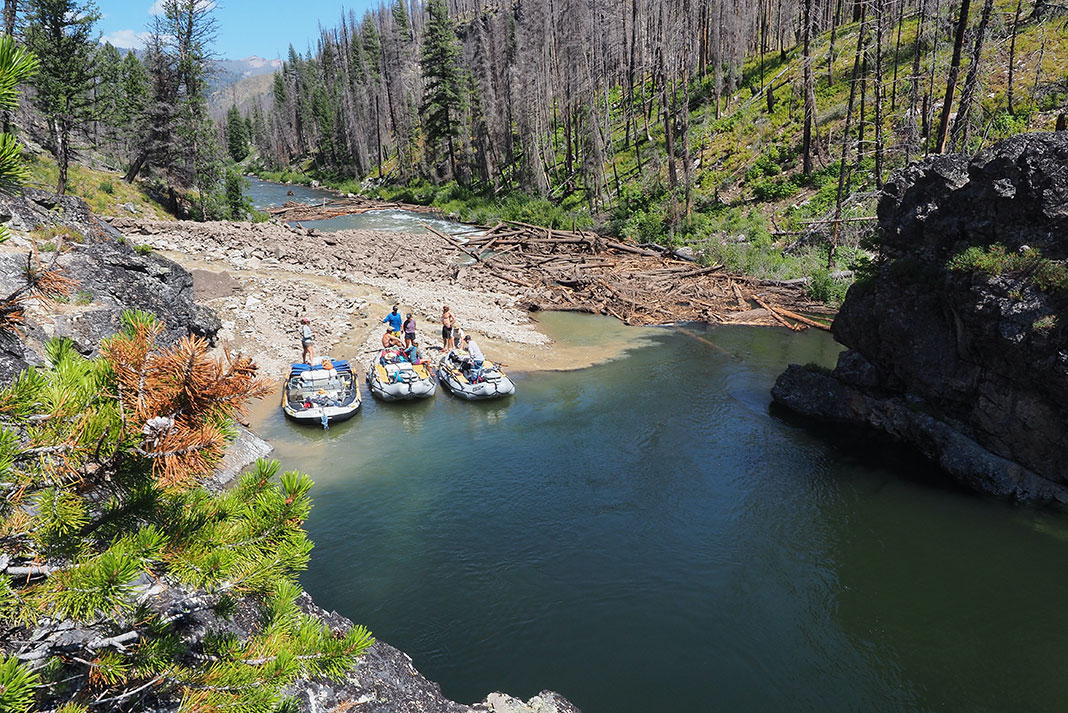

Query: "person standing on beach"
<box><xmin>383</xmin><ymin>304</ymin><xmax>403</xmax><ymax>336</ymax></box>
<box><xmin>403</xmin><ymin>313</ymin><xmax>417</xmax><ymax>347</ymax></box>
<box><xmin>299</xmin><ymin>317</ymin><xmax>314</xmax><ymax>364</ymax></box>
<box><xmin>441</xmin><ymin>305</ymin><xmax>456</xmax><ymax>353</ymax></box>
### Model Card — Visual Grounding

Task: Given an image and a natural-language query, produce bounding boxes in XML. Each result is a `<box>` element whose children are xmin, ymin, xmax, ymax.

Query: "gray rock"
<box><xmin>772</xmin><ymin>132</ymin><xmax>1068</xmax><ymax>503</ymax></box>
<box><xmin>0</xmin><ymin>189</ymin><xmax>221</xmax><ymax>384</ymax></box>
<box><xmin>208</xmin><ymin>426</ymin><xmax>273</xmax><ymax>492</ymax></box>
<box><xmin>288</xmin><ymin>594</ymin><xmax>581</xmax><ymax>713</ymax></box>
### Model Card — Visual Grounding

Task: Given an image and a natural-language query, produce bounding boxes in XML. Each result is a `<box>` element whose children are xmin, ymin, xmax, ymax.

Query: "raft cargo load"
<box><xmin>367</xmin><ymin>349</ymin><xmax>437</xmax><ymax>401</ymax></box>
<box><xmin>282</xmin><ymin>358</ymin><xmax>361</xmax><ymax>427</ymax></box>
<box><xmin>437</xmin><ymin>349</ymin><xmax>515</xmax><ymax>400</ymax></box>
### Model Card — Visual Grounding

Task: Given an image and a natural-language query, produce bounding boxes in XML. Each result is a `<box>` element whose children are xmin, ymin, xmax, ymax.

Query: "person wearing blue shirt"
<box><xmin>382</xmin><ymin>304</ymin><xmax>403</xmax><ymax>333</ymax></box>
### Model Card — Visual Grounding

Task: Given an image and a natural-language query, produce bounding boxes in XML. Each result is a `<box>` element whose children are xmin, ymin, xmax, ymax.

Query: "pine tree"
<box><xmin>92</xmin><ymin>42</ymin><xmax>123</xmax><ymax>152</ymax></box>
<box><xmin>23</xmin><ymin>0</ymin><xmax>100</xmax><ymax>195</ymax></box>
<box><xmin>0</xmin><ymin>35</ymin><xmax>36</xmax><ymax>202</ymax></box>
<box><xmin>0</xmin><ymin>312</ymin><xmax>374</xmax><ymax>712</ymax></box>
<box><xmin>118</xmin><ymin>50</ymin><xmax>149</xmax><ymax>158</ymax></box>
<box><xmin>225</xmin><ymin>103</ymin><xmax>249</xmax><ymax>162</ymax></box>
<box><xmin>419</xmin><ymin>0</ymin><xmax>464</xmax><ymax>180</ymax></box>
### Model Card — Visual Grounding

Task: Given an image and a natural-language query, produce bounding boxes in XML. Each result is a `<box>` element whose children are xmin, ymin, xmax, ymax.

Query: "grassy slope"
<box><xmin>265</xmin><ymin>1</ymin><xmax>1067</xmax><ymax>301</ymax></box>
<box><xmin>23</xmin><ymin>151</ymin><xmax>175</xmax><ymax>220</ymax></box>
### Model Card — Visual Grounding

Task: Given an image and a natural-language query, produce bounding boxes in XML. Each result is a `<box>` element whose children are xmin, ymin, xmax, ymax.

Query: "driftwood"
<box><xmin>428</xmin><ymin>220</ymin><xmax>834</xmax><ymax>329</ymax></box>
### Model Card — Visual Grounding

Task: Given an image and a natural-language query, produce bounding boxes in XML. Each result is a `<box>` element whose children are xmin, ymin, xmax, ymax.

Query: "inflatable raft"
<box><xmin>437</xmin><ymin>349</ymin><xmax>515</xmax><ymax>400</ymax></box>
<box><xmin>367</xmin><ymin>349</ymin><xmax>436</xmax><ymax>401</ymax></box>
<box><xmin>282</xmin><ymin>358</ymin><xmax>360</xmax><ymax>427</ymax></box>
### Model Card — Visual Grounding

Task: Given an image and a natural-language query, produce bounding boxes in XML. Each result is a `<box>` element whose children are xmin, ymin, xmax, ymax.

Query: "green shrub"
<box><xmin>134</xmin><ymin>243</ymin><xmax>152</xmax><ymax>255</ymax></box>
<box><xmin>1033</xmin><ymin>315</ymin><xmax>1058</xmax><ymax>332</ymax></box>
<box><xmin>807</xmin><ymin>267</ymin><xmax>850</xmax><ymax>305</ymax></box>
<box><xmin>98</xmin><ymin>180</ymin><xmax>114</xmax><ymax>194</ymax></box>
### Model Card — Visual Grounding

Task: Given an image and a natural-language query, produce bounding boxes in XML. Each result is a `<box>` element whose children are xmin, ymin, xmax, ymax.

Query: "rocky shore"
<box><xmin>105</xmin><ymin>217</ymin><xmax>552</xmax><ymax>376</ymax></box>
<box><xmin>772</xmin><ymin>132</ymin><xmax>1068</xmax><ymax>503</ymax></box>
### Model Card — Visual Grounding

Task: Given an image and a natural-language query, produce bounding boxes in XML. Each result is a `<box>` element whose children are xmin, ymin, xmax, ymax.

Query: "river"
<box><xmin>246</xmin><ymin>177</ymin><xmax>480</xmax><ymax>237</ymax></box>
<box><xmin>247</xmin><ymin>180</ymin><xmax>1068</xmax><ymax>713</ymax></box>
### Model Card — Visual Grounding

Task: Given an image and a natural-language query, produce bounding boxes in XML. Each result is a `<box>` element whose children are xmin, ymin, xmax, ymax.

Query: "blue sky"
<box><xmin>97</xmin><ymin>1</ymin><xmax>375</xmax><ymax>60</ymax></box>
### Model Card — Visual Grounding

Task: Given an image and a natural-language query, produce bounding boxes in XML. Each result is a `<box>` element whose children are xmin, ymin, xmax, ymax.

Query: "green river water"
<box><xmin>250</xmin><ymin>311</ymin><xmax>1068</xmax><ymax>713</ymax></box>
<box><xmin>244</xmin><ymin>179</ymin><xmax>1068</xmax><ymax>712</ymax></box>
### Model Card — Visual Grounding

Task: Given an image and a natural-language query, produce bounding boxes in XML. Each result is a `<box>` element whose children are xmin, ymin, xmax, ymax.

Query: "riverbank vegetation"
<box><xmin>246</xmin><ymin>0</ymin><xmax>1067</xmax><ymax>302</ymax></box>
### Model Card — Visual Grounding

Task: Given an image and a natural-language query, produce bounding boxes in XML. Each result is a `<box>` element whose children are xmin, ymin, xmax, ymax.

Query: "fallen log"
<box><xmin>771</xmin><ymin>306</ymin><xmax>833</xmax><ymax>331</ymax></box>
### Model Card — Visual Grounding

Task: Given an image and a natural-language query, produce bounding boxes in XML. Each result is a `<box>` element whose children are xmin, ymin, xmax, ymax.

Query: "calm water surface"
<box><xmin>251</xmin><ymin>313</ymin><xmax>1068</xmax><ymax>713</ymax></box>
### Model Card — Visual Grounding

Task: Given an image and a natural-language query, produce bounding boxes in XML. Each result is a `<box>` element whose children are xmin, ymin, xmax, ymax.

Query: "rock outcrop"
<box><xmin>772</xmin><ymin>132</ymin><xmax>1068</xmax><ymax>503</ymax></box>
<box><xmin>0</xmin><ymin>189</ymin><xmax>218</xmax><ymax>383</ymax></box>
<box><xmin>291</xmin><ymin>596</ymin><xmax>581</xmax><ymax>713</ymax></box>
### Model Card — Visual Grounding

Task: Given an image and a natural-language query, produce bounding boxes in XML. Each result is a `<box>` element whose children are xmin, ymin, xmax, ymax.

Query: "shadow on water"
<box><xmin>251</xmin><ymin>297</ymin><xmax>1068</xmax><ymax>713</ymax></box>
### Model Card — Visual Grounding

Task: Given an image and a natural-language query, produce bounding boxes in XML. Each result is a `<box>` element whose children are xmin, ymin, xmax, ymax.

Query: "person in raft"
<box><xmin>382</xmin><ymin>325</ymin><xmax>404</xmax><ymax>349</ymax></box>
<box><xmin>441</xmin><ymin>305</ymin><xmax>456</xmax><ymax>352</ymax></box>
<box><xmin>382</xmin><ymin>304</ymin><xmax>404</xmax><ymax>337</ymax></box>
<box><xmin>403</xmin><ymin>313</ymin><xmax>417</xmax><ymax>347</ymax></box>
<box><xmin>299</xmin><ymin>317</ymin><xmax>314</xmax><ymax>364</ymax></box>
<box><xmin>463</xmin><ymin>334</ymin><xmax>484</xmax><ymax>378</ymax></box>
<box><xmin>404</xmin><ymin>339</ymin><xmax>421</xmax><ymax>364</ymax></box>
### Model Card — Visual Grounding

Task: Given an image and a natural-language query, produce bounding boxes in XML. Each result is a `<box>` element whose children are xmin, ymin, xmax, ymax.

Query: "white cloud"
<box><xmin>100</xmin><ymin>29</ymin><xmax>151</xmax><ymax>49</ymax></box>
<box><xmin>149</xmin><ymin>0</ymin><xmax>216</xmax><ymax>15</ymax></box>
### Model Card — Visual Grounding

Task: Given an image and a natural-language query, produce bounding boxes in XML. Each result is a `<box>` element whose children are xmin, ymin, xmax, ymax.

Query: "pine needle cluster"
<box><xmin>0</xmin><ymin>311</ymin><xmax>373</xmax><ymax>712</ymax></box>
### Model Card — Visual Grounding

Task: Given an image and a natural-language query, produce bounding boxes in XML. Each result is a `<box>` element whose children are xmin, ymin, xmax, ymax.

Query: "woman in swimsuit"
<box><xmin>441</xmin><ymin>305</ymin><xmax>456</xmax><ymax>353</ymax></box>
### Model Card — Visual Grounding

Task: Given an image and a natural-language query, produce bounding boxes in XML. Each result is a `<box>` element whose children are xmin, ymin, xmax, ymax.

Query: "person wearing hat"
<box><xmin>381</xmin><ymin>324</ymin><xmax>404</xmax><ymax>349</ymax></box>
<box><xmin>299</xmin><ymin>317</ymin><xmax>314</xmax><ymax>364</ymax></box>
<box><xmin>382</xmin><ymin>304</ymin><xmax>404</xmax><ymax>336</ymax></box>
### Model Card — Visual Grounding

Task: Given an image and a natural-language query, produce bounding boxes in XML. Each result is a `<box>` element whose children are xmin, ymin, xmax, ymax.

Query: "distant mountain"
<box><xmin>209</xmin><ymin>56</ymin><xmax>282</xmax><ymax>90</ymax></box>
<box><xmin>208</xmin><ymin>56</ymin><xmax>282</xmax><ymax>119</ymax></box>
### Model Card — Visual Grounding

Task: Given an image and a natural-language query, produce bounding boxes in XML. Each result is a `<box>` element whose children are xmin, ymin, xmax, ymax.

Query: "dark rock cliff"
<box><xmin>772</xmin><ymin>132</ymin><xmax>1068</xmax><ymax>503</ymax></box>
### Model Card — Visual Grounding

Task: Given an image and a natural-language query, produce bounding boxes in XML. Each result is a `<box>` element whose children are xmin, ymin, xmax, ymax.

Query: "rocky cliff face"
<box><xmin>772</xmin><ymin>132</ymin><xmax>1068</xmax><ymax>503</ymax></box>
<box><xmin>0</xmin><ymin>188</ymin><xmax>219</xmax><ymax>383</ymax></box>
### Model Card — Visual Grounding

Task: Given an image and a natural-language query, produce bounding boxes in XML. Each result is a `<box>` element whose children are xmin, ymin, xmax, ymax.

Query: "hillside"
<box><xmin>252</xmin><ymin>0</ymin><xmax>1068</xmax><ymax>300</ymax></box>
<box><xmin>208</xmin><ymin>66</ymin><xmax>277</xmax><ymax>120</ymax></box>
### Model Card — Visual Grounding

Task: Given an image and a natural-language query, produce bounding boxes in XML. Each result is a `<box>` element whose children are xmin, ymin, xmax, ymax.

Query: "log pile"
<box><xmin>423</xmin><ymin>221</ymin><xmax>836</xmax><ymax>331</ymax></box>
<box><xmin>266</xmin><ymin>196</ymin><xmax>445</xmax><ymax>223</ymax></box>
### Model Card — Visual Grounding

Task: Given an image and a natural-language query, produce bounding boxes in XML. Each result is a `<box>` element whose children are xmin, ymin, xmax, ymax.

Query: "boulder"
<box><xmin>772</xmin><ymin>132</ymin><xmax>1068</xmax><ymax>503</ymax></box>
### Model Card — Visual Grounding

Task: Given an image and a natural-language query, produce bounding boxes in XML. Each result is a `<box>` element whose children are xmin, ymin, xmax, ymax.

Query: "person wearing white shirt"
<box><xmin>463</xmin><ymin>334</ymin><xmax>484</xmax><ymax>366</ymax></box>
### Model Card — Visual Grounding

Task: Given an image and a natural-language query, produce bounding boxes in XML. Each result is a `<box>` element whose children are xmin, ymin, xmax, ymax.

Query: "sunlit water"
<box><xmin>250</xmin><ymin>312</ymin><xmax>1068</xmax><ymax>713</ymax></box>
<box><xmin>246</xmin><ymin>177</ymin><xmax>479</xmax><ymax>237</ymax></box>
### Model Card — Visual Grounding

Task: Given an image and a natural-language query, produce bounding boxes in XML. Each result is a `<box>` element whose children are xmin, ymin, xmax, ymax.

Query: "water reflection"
<box><xmin>249</xmin><ymin>319</ymin><xmax>1068</xmax><ymax>713</ymax></box>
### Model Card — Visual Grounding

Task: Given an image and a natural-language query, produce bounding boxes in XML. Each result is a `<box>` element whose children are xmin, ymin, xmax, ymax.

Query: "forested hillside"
<box><xmin>250</xmin><ymin>0</ymin><xmax>1068</xmax><ymax>283</ymax></box>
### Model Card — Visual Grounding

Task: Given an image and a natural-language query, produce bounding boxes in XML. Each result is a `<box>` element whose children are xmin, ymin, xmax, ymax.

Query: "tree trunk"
<box><xmin>832</xmin><ymin>2</ymin><xmax>868</xmax><ymax>268</ymax></box>
<box><xmin>934</xmin><ymin>0</ymin><xmax>972</xmax><ymax>154</ymax></box>
<box><xmin>1006</xmin><ymin>0</ymin><xmax>1023</xmax><ymax>115</ymax></box>
<box><xmin>873</xmin><ymin>0</ymin><xmax>885</xmax><ymax>183</ymax></box>
<box><xmin>125</xmin><ymin>152</ymin><xmax>147</xmax><ymax>183</ymax></box>
<box><xmin>3</xmin><ymin>0</ymin><xmax>14</xmax><ymax>36</ymax></box>
<box><xmin>890</xmin><ymin>0</ymin><xmax>905</xmax><ymax>110</ymax></box>
<box><xmin>906</xmin><ymin>0</ymin><xmax>928</xmax><ymax>162</ymax></box>
<box><xmin>802</xmin><ymin>0</ymin><xmax>815</xmax><ymax>175</ymax></box>
<box><xmin>950</xmin><ymin>0</ymin><xmax>994</xmax><ymax>150</ymax></box>
<box><xmin>55</xmin><ymin>118</ymin><xmax>68</xmax><ymax>196</ymax></box>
